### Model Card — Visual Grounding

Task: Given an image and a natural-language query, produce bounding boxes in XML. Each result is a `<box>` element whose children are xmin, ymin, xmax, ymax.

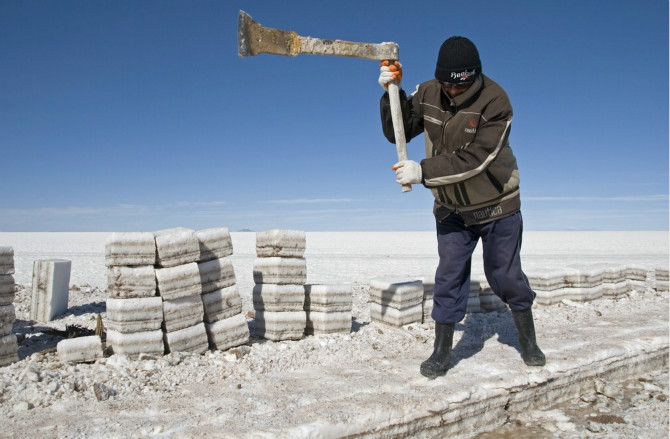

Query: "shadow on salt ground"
<box><xmin>12</xmin><ymin>303</ymin><xmax>105</xmax><ymax>360</ymax></box>
<box><xmin>65</xmin><ymin>301</ymin><xmax>106</xmax><ymax>317</ymax></box>
<box><xmin>450</xmin><ymin>311</ymin><xmax>520</xmax><ymax>367</ymax></box>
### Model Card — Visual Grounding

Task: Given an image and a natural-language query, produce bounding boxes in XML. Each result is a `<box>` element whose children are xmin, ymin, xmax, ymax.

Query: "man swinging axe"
<box><xmin>378</xmin><ymin>36</ymin><xmax>546</xmax><ymax>379</ymax></box>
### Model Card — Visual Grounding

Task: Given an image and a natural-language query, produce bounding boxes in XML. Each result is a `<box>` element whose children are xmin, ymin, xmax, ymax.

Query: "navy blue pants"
<box><xmin>432</xmin><ymin>212</ymin><xmax>535</xmax><ymax>324</ymax></box>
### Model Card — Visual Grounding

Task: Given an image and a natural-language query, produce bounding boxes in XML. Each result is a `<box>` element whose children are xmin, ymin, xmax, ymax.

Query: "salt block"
<box><xmin>0</xmin><ymin>247</ymin><xmax>14</xmax><ymax>275</ymax></box>
<box><xmin>205</xmin><ymin>313</ymin><xmax>250</xmax><ymax>351</ymax></box>
<box><xmin>655</xmin><ymin>267</ymin><xmax>669</xmax><ymax>292</ymax></box>
<box><xmin>305</xmin><ymin>311</ymin><xmax>351</xmax><ymax>335</ymax></box>
<box><xmin>256</xmin><ymin>229</ymin><xmax>306</xmax><ymax>258</ymax></box>
<box><xmin>106</xmin><ymin>329</ymin><xmax>165</xmax><ymax>357</ymax></box>
<box><xmin>0</xmin><ymin>304</ymin><xmax>16</xmax><ymax>337</ymax></box>
<box><xmin>154</xmin><ymin>227</ymin><xmax>200</xmax><ymax>268</ymax></box>
<box><xmin>57</xmin><ymin>336</ymin><xmax>103</xmax><ymax>363</ymax></box>
<box><xmin>466</xmin><ymin>295</ymin><xmax>481</xmax><ymax>313</ymax></box>
<box><xmin>602</xmin><ymin>281</ymin><xmax>630</xmax><ymax>298</ymax></box>
<box><xmin>304</xmin><ymin>284</ymin><xmax>352</xmax><ymax>313</ymax></box>
<box><xmin>469</xmin><ymin>276</ymin><xmax>490</xmax><ymax>294</ymax></box>
<box><xmin>155</xmin><ymin>262</ymin><xmax>202</xmax><ymax>301</ymax></box>
<box><xmin>162</xmin><ymin>295</ymin><xmax>205</xmax><ymax>332</ymax></box>
<box><xmin>421</xmin><ymin>276</ymin><xmax>435</xmax><ymax>299</ymax></box>
<box><xmin>368</xmin><ymin>279</ymin><xmax>423</xmax><ymax>309</ymax></box>
<box><xmin>254</xmin><ymin>311</ymin><xmax>306</xmax><ymax>341</ymax></box>
<box><xmin>196</xmin><ymin>228</ymin><xmax>233</xmax><ymax>262</ymax></box>
<box><xmin>0</xmin><ymin>334</ymin><xmax>19</xmax><ymax>367</ymax></box>
<box><xmin>253</xmin><ymin>284</ymin><xmax>305</xmax><ymax>312</ymax></box>
<box><xmin>30</xmin><ymin>259</ymin><xmax>71</xmax><ymax>322</ymax></box>
<box><xmin>565</xmin><ymin>267</ymin><xmax>604</xmax><ymax>288</ymax></box>
<box><xmin>198</xmin><ymin>258</ymin><xmax>236</xmax><ymax>294</ymax></box>
<box><xmin>201</xmin><ymin>286</ymin><xmax>243</xmax><ymax>323</ymax></box>
<box><xmin>625</xmin><ymin>265</ymin><xmax>648</xmax><ymax>282</ymax></box>
<box><xmin>0</xmin><ymin>275</ymin><xmax>15</xmax><ymax>306</ymax></box>
<box><xmin>253</xmin><ymin>257</ymin><xmax>307</xmax><ymax>285</ymax></box>
<box><xmin>105</xmin><ymin>297</ymin><xmax>163</xmax><ymax>333</ymax></box>
<box><xmin>603</xmin><ymin>266</ymin><xmax>627</xmax><ymax>283</ymax></box>
<box><xmin>105</xmin><ymin>232</ymin><xmax>156</xmax><ymax>267</ymax></box>
<box><xmin>369</xmin><ymin>302</ymin><xmax>422</xmax><ymax>326</ymax></box>
<box><xmin>478</xmin><ymin>292</ymin><xmax>508</xmax><ymax>312</ymax></box>
<box><xmin>422</xmin><ymin>298</ymin><xmax>434</xmax><ymax>323</ymax></box>
<box><xmin>106</xmin><ymin>265</ymin><xmax>157</xmax><ymax>299</ymax></box>
<box><xmin>163</xmin><ymin>322</ymin><xmax>208</xmax><ymax>354</ymax></box>
<box><xmin>526</xmin><ymin>269</ymin><xmax>566</xmax><ymax>292</ymax></box>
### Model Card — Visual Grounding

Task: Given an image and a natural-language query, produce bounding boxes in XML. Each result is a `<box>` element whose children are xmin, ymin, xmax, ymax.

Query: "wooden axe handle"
<box><xmin>387</xmin><ymin>82</ymin><xmax>412</xmax><ymax>193</ymax></box>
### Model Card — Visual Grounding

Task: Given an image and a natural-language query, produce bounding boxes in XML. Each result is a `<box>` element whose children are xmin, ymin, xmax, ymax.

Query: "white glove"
<box><xmin>392</xmin><ymin>160</ymin><xmax>422</xmax><ymax>185</ymax></box>
<box><xmin>378</xmin><ymin>60</ymin><xmax>402</xmax><ymax>90</ymax></box>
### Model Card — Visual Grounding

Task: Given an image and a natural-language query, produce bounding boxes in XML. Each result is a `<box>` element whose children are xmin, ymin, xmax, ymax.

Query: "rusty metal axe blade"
<box><xmin>238</xmin><ymin>11</ymin><xmax>399</xmax><ymax>61</ymax></box>
<box><xmin>237</xmin><ymin>10</ymin><xmax>410</xmax><ymax>192</ymax></box>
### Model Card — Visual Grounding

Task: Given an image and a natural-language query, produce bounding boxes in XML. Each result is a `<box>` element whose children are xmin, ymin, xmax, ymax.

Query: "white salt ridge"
<box><xmin>106</xmin><ymin>265</ymin><xmax>156</xmax><ymax>298</ymax></box>
<box><xmin>104</xmin><ymin>232</ymin><xmax>156</xmax><ymax>267</ymax></box>
<box><xmin>57</xmin><ymin>336</ymin><xmax>103</xmax><ymax>363</ymax></box>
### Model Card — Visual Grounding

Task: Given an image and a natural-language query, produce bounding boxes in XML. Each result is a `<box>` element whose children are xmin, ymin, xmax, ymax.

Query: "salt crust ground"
<box><xmin>0</xmin><ymin>231</ymin><xmax>668</xmax><ymax>438</ymax></box>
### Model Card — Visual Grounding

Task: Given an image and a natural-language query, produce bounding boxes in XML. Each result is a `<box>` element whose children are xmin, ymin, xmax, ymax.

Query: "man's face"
<box><xmin>440</xmin><ymin>80</ymin><xmax>473</xmax><ymax>98</ymax></box>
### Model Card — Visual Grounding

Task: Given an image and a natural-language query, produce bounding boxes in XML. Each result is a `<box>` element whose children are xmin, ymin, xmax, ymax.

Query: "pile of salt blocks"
<box><xmin>528</xmin><ymin>264</ymin><xmax>668</xmax><ymax>306</ymax></box>
<box><xmin>369</xmin><ymin>279</ymin><xmax>424</xmax><ymax>326</ymax></box>
<box><xmin>104</xmin><ymin>227</ymin><xmax>249</xmax><ymax>357</ymax></box>
<box><xmin>0</xmin><ymin>247</ymin><xmax>18</xmax><ymax>367</ymax></box>
<box><xmin>252</xmin><ymin>230</ymin><xmax>308</xmax><ymax>341</ymax></box>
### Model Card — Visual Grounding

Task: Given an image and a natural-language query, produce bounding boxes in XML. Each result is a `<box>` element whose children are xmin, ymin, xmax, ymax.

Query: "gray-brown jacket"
<box><xmin>380</xmin><ymin>74</ymin><xmax>521</xmax><ymax>225</ymax></box>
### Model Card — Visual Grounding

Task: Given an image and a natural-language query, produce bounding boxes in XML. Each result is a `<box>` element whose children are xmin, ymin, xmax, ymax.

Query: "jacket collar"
<box><xmin>445</xmin><ymin>75</ymin><xmax>484</xmax><ymax>108</ymax></box>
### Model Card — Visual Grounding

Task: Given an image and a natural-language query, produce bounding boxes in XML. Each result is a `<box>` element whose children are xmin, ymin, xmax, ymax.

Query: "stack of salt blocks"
<box><xmin>105</xmin><ymin>227</ymin><xmax>249</xmax><ymax>357</ymax></box>
<box><xmin>197</xmin><ymin>229</ymin><xmax>249</xmax><ymax>351</ymax></box>
<box><xmin>0</xmin><ymin>247</ymin><xmax>18</xmax><ymax>367</ymax></box>
<box><xmin>369</xmin><ymin>279</ymin><xmax>423</xmax><ymax>326</ymax></box>
<box><xmin>304</xmin><ymin>284</ymin><xmax>353</xmax><ymax>335</ymax></box>
<box><xmin>105</xmin><ymin>232</ymin><xmax>165</xmax><ymax>356</ymax></box>
<box><xmin>253</xmin><ymin>230</ymin><xmax>307</xmax><ymax>341</ymax></box>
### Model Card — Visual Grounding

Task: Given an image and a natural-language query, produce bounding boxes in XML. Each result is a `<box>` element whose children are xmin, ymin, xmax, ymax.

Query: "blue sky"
<box><xmin>1</xmin><ymin>0</ymin><xmax>667</xmax><ymax>232</ymax></box>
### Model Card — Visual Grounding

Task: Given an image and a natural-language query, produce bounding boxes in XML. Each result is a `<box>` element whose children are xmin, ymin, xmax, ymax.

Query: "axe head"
<box><xmin>238</xmin><ymin>11</ymin><xmax>300</xmax><ymax>58</ymax></box>
<box><xmin>238</xmin><ymin>10</ymin><xmax>398</xmax><ymax>61</ymax></box>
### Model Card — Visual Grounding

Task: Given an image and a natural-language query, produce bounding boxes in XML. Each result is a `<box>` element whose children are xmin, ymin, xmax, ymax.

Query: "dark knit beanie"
<box><xmin>434</xmin><ymin>36</ymin><xmax>481</xmax><ymax>83</ymax></box>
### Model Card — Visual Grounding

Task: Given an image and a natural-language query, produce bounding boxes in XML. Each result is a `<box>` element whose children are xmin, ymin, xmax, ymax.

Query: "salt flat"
<box><xmin>0</xmin><ymin>231</ymin><xmax>667</xmax><ymax>438</ymax></box>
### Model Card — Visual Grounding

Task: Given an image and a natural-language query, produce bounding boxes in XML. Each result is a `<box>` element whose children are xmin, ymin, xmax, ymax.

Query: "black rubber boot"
<box><xmin>420</xmin><ymin>322</ymin><xmax>455</xmax><ymax>379</ymax></box>
<box><xmin>512</xmin><ymin>308</ymin><xmax>546</xmax><ymax>366</ymax></box>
